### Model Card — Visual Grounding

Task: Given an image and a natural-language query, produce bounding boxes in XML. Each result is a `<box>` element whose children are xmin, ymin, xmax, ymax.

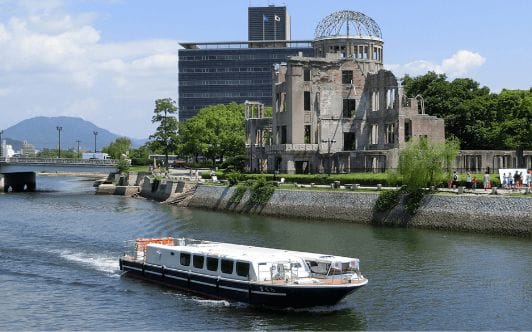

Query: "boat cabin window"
<box><xmin>221</xmin><ymin>259</ymin><xmax>234</xmax><ymax>274</ymax></box>
<box><xmin>180</xmin><ymin>252</ymin><xmax>191</xmax><ymax>266</ymax></box>
<box><xmin>206</xmin><ymin>257</ymin><xmax>218</xmax><ymax>271</ymax></box>
<box><xmin>193</xmin><ymin>255</ymin><xmax>204</xmax><ymax>269</ymax></box>
<box><xmin>307</xmin><ymin>261</ymin><xmax>318</xmax><ymax>267</ymax></box>
<box><xmin>236</xmin><ymin>262</ymin><xmax>250</xmax><ymax>278</ymax></box>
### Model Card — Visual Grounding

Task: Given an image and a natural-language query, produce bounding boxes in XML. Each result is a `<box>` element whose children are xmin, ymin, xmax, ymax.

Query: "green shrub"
<box><xmin>404</xmin><ymin>188</ymin><xmax>425</xmax><ymax>215</ymax></box>
<box><xmin>374</xmin><ymin>190</ymin><xmax>401</xmax><ymax>212</ymax></box>
<box><xmin>226</xmin><ymin>171</ymin><xmax>243</xmax><ymax>186</ymax></box>
<box><xmin>249</xmin><ymin>177</ymin><xmax>276</xmax><ymax>206</ymax></box>
<box><xmin>117</xmin><ymin>158</ymin><xmax>130</xmax><ymax>174</ymax></box>
<box><xmin>212</xmin><ymin>172</ymin><xmax>392</xmax><ymax>186</ymax></box>
<box><xmin>229</xmin><ymin>183</ymin><xmax>248</xmax><ymax>204</ymax></box>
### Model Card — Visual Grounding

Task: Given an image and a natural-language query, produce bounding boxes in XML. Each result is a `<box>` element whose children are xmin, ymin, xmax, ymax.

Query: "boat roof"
<box><xmin>147</xmin><ymin>239</ymin><xmax>358</xmax><ymax>264</ymax></box>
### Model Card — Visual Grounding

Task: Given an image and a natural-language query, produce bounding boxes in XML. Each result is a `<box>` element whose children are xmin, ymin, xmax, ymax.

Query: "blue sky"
<box><xmin>0</xmin><ymin>0</ymin><xmax>530</xmax><ymax>139</ymax></box>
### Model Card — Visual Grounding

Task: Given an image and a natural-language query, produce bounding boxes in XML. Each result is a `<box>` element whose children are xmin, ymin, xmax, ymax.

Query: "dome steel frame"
<box><xmin>314</xmin><ymin>10</ymin><xmax>382</xmax><ymax>39</ymax></box>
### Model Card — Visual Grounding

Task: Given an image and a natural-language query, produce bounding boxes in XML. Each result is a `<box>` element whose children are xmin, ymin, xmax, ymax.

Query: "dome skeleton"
<box><xmin>314</xmin><ymin>10</ymin><xmax>382</xmax><ymax>39</ymax></box>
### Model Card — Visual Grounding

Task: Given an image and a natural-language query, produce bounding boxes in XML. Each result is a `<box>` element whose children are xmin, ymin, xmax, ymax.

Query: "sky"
<box><xmin>0</xmin><ymin>0</ymin><xmax>530</xmax><ymax>139</ymax></box>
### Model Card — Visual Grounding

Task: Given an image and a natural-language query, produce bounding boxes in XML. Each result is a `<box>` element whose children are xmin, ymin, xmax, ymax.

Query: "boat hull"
<box><xmin>119</xmin><ymin>258</ymin><xmax>364</xmax><ymax>308</ymax></box>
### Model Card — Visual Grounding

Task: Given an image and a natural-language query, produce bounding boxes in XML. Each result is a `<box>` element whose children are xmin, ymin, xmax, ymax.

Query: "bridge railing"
<box><xmin>3</xmin><ymin>157</ymin><xmax>118</xmax><ymax>166</ymax></box>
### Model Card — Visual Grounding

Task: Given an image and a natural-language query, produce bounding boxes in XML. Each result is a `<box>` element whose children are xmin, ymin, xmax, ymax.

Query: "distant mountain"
<box><xmin>2</xmin><ymin>116</ymin><xmax>147</xmax><ymax>151</ymax></box>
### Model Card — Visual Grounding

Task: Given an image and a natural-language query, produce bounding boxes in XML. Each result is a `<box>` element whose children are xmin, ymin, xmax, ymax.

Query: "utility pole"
<box><xmin>0</xmin><ymin>130</ymin><xmax>3</xmax><ymax>158</ymax></box>
<box><xmin>321</xmin><ymin>138</ymin><xmax>336</xmax><ymax>175</ymax></box>
<box><xmin>56</xmin><ymin>126</ymin><xmax>63</xmax><ymax>158</ymax></box>
<box><xmin>93</xmin><ymin>131</ymin><xmax>98</xmax><ymax>153</ymax></box>
<box><xmin>76</xmin><ymin>140</ymin><xmax>81</xmax><ymax>158</ymax></box>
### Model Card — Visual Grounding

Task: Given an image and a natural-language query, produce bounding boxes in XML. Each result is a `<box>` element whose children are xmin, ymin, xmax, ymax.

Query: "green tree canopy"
<box><xmin>149</xmin><ymin>98</ymin><xmax>179</xmax><ymax>167</ymax></box>
<box><xmin>102</xmin><ymin>137</ymin><xmax>132</xmax><ymax>160</ymax></box>
<box><xmin>402</xmin><ymin>72</ymin><xmax>531</xmax><ymax>149</ymax></box>
<box><xmin>129</xmin><ymin>143</ymin><xmax>152</xmax><ymax>166</ymax></box>
<box><xmin>177</xmin><ymin>102</ymin><xmax>245</xmax><ymax>165</ymax></box>
<box><xmin>37</xmin><ymin>148</ymin><xmax>78</xmax><ymax>159</ymax></box>
<box><xmin>397</xmin><ymin>137</ymin><xmax>460</xmax><ymax>189</ymax></box>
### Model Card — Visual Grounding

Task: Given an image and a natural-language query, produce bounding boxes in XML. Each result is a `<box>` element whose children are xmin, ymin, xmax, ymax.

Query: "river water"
<box><xmin>0</xmin><ymin>176</ymin><xmax>530</xmax><ymax>330</ymax></box>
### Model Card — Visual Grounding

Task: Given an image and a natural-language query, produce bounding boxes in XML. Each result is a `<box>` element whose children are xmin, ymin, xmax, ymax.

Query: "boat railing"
<box><xmin>123</xmin><ymin>237</ymin><xmax>176</xmax><ymax>262</ymax></box>
<box><xmin>257</xmin><ymin>261</ymin><xmax>308</xmax><ymax>284</ymax></box>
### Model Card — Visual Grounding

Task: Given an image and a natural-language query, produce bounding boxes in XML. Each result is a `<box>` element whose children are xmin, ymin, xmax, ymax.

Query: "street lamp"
<box><xmin>0</xmin><ymin>129</ymin><xmax>3</xmax><ymax>158</ymax></box>
<box><xmin>93</xmin><ymin>131</ymin><xmax>98</xmax><ymax>153</ymax></box>
<box><xmin>56</xmin><ymin>126</ymin><xmax>63</xmax><ymax>158</ymax></box>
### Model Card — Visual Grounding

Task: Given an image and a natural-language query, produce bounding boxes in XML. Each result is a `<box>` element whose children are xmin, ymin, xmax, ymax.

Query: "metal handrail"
<box><xmin>4</xmin><ymin>157</ymin><xmax>118</xmax><ymax>165</ymax></box>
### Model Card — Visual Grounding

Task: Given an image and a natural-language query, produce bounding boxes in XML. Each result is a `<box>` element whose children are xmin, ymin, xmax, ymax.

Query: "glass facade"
<box><xmin>178</xmin><ymin>41</ymin><xmax>313</xmax><ymax>121</ymax></box>
<box><xmin>248</xmin><ymin>6</ymin><xmax>288</xmax><ymax>41</ymax></box>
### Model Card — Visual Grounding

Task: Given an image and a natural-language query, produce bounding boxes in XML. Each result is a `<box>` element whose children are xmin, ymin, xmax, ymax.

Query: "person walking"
<box><xmin>452</xmin><ymin>171</ymin><xmax>459</xmax><ymax>188</ymax></box>
<box><xmin>483</xmin><ymin>171</ymin><xmax>490</xmax><ymax>190</ymax></box>
<box><xmin>466</xmin><ymin>172</ymin><xmax>472</xmax><ymax>190</ymax></box>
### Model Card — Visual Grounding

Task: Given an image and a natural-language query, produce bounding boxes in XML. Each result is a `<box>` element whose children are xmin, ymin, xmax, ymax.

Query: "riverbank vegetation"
<box><xmin>403</xmin><ymin>72</ymin><xmax>531</xmax><ymax>150</ymax></box>
<box><xmin>204</xmin><ymin>169</ymin><xmax>501</xmax><ymax>188</ymax></box>
<box><xmin>228</xmin><ymin>176</ymin><xmax>277</xmax><ymax>207</ymax></box>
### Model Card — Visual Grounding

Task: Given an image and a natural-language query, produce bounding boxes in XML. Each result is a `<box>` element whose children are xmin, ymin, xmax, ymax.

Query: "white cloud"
<box><xmin>0</xmin><ymin>87</ymin><xmax>12</xmax><ymax>97</ymax></box>
<box><xmin>386</xmin><ymin>50</ymin><xmax>486</xmax><ymax>78</ymax></box>
<box><xmin>440</xmin><ymin>50</ymin><xmax>486</xmax><ymax>76</ymax></box>
<box><xmin>0</xmin><ymin>3</ymin><xmax>178</xmax><ymax>138</ymax></box>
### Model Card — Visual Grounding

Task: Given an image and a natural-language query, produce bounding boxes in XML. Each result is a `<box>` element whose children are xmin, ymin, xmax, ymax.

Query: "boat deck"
<box><xmin>266</xmin><ymin>277</ymin><xmax>367</xmax><ymax>286</ymax></box>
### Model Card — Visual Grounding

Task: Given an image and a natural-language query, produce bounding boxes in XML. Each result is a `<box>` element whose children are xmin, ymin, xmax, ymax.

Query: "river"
<box><xmin>0</xmin><ymin>175</ymin><xmax>530</xmax><ymax>330</ymax></box>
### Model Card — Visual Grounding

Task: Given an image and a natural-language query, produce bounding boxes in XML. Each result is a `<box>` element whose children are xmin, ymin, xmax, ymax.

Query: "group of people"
<box><xmin>450</xmin><ymin>169</ymin><xmax>532</xmax><ymax>191</ymax></box>
<box><xmin>501</xmin><ymin>170</ymin><xmax>531</xmax><ymax>189</ymax></box>
<box><xmin>450</xmin><ymin>171</ymin><xmax>486</xmax><ymax>190</ymax></box>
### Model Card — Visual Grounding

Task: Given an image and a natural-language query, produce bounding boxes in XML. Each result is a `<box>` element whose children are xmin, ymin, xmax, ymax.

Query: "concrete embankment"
<box><xmin>411</xmin><ymin>195</ymin><xmax>531</xmax><ymax>235</ymax></box>
<box><xmin>187</xmin><ymin>185</ymin><xmax>377</xmax><ymax>222</ymax></box>
<box><xmin>184</xmin><ymin>185</ymin><xmax>531</xmax><ymax>236</ymax></box>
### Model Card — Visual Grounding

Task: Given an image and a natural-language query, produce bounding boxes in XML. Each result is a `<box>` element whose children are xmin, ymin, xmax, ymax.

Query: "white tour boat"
<box><xmin>119</xmin><ymin>237</ymin><xmax>368</xmax><ymax>308</ymax></box>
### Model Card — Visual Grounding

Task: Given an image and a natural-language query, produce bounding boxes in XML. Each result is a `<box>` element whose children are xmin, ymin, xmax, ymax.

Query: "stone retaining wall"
<box><xmin>139</xmin><ymin>176</ymin><xmax>195</xmax><ymax>202</ymax></box>
<box><xmin>411</xmin><ymin>195</ymin><xmax>531</xmax><ymax>235</ymax></box>
<box><xmin>187</xmin><ymin>185</ymin><xmax>377</xmax><ymax>222</ymax></box>
<box><xmin>187</xmin><ymin>185</ymin><xmax>531</xmax><ymax>236</ymax></box>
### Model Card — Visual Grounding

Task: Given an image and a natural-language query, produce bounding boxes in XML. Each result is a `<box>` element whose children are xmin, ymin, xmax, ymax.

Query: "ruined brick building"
<box><xmin>245</xmin><ymin>10</ymin><xmax>445</xmax><ymax>173</ymax></box>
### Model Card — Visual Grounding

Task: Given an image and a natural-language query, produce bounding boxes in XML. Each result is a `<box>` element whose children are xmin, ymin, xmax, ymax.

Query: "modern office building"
<box><xmin>177</xmin><ymin>5</ymin><xmax>312</xmax><ymax>121</ymax></box>
<box><xmin>178</xmin><ymin>41</ymin><xmax>313</xmax><ymax>120</ymax></box>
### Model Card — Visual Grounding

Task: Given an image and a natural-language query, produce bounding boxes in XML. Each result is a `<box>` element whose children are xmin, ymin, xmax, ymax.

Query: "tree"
<box><xmin>397</xmin><ymin>137</ymin><xmax>460</xmax><ymax>189</ymax></box>
<box><xmin>149</xmin><ymin>98</ymin><xmax>178</xmax><ymax>167</ymax></box>
<box><xmin>37</xmin><ymin>148</ymin><xmax>78</xmax><ymax>158</ymax></box>
<box><xmin>177</xmin><ymin>102</ymin><xmax>245</xmax><ymax>165</ymax></box>
<box><xmin>129</xmin><ymin>143</ymin><xmax>152</xmax><ymax>166</ymax></box>
<box><xmin>102</xmin><ymin>137</ymin><xmax>132</xmax><ymax>160</ymax></box>
<box><xmin>402</xmin><ymin>71</ymin><xmax>531</xmax><ymax>150</ymax></box>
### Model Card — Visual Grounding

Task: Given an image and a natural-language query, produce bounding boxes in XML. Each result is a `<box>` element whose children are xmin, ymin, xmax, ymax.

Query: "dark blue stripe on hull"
<box><xmin>218</xmin><ymin>279</ymin><xmax>249</xmax><ymax>302</ymax></box>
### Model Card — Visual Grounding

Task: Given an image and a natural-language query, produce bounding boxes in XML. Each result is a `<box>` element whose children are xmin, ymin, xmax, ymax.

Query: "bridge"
<box><xmin>0</xmin><ymin>157</ymin><xmax>119</xmax><ymax>192</ymax></box>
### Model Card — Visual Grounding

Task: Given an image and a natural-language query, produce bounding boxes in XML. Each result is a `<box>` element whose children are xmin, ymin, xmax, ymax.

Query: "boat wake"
<box><xmin>192</xmin><ymin>298</ymin><xmax>231</xmax><ymax>307</ymax></box>
<box><xmin>167</xmin><ymin>292</ymin><xmax>233</xmax><ymax>308</ymax></box>
<box><xmin>58</xmin><ymin>250</ymin><xmax>120</xmax><ymax>277</ymax></box>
